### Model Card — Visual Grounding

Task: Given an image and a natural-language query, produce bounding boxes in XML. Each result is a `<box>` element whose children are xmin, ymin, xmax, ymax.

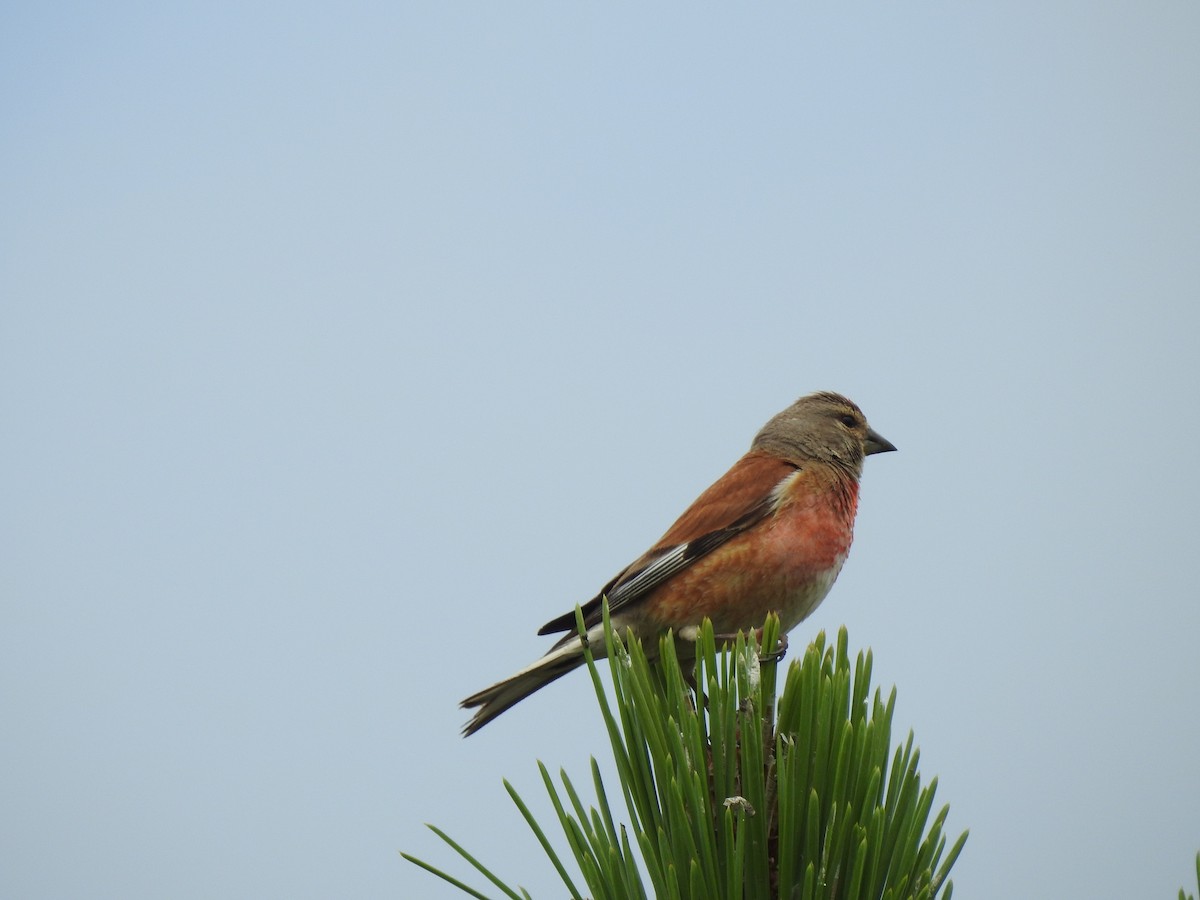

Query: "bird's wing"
<box><xmin>537</xmin><ymin>452</ymin><xmax>798</xmax><ymax>637</ymax></box>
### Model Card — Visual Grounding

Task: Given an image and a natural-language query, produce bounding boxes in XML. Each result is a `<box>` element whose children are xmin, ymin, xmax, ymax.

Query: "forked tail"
<box><xmin>460</xmin><ymin>638</ymin><xmax>589</xmax><ymax>736</ymax></box>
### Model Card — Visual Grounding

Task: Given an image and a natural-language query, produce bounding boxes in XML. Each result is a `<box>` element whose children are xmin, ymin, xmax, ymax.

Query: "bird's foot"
<box><xmin>758</xmin><ymin>631</ymin><xmax>788</xmax><ymax>663</ymax></box>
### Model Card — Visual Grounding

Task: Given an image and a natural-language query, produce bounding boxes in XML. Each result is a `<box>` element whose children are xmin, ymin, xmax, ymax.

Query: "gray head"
<box><xmin>751</xmin><ymin>391</ymin><xmax>896</xmax><ymax>474</ymax></box>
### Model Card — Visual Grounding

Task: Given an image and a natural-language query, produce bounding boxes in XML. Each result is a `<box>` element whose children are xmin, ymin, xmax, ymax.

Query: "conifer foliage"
<box><xmin>405</xmin><ymin>608</ymin><xmax>968</xmax><ymax>899</ymax></box>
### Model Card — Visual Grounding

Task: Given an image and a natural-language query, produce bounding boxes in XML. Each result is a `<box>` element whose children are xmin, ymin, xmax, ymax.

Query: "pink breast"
<box><xmin>642</xmin><ymin>489</ymin><xmax>857</xmax><ymax>635</ymax></box>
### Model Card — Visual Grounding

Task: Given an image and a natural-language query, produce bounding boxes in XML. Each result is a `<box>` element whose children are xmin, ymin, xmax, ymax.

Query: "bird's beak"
<box><xmin>864</xmin><ymin>428</ymin><xmax>897</xmax><ymax>455</ymax></box>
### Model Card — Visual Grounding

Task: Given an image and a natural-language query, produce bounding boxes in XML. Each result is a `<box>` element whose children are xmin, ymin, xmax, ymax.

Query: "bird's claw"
<box><xmin>758</xmin><ymin>632</ymin><xmax>788</xmax><ymax>663</ymax></box>
<box><xmin>707</xmin><ymin>628</ymin><xmax>787</xmax><ymax>662</ymax></box>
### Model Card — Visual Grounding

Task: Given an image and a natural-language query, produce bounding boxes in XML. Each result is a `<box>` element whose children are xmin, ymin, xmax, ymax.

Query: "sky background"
<box><xmin>3</xmin><ymin>4</ymin><xmax>1198</xmax><ymax>899</ymax></box>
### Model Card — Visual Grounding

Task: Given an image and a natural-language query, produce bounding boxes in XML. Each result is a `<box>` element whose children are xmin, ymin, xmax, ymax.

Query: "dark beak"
<box><xmin>864</xmin><ymin>428</ymin><xmax>897</xmax><ymax>455</ymax></box>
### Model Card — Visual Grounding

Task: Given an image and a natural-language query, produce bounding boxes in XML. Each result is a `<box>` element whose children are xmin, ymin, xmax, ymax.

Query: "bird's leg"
<box><xmin>709</xmin><ymin>628</ymin><xmax>788</xmax><ymax>663</ymax></box>
<box><xmin>759</xmin><ymin>631</ymin><xmax>788</xmax><ymax>664</ymax></box>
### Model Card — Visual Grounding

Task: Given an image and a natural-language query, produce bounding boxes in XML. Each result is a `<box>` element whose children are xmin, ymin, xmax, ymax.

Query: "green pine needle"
<box><xmin>1178</xmin><ymin>850</ymin><xmax>1200</xmax><ymax>900</ymax></box>
<box><xmin>404</xmin><ymin>604</ymin><xmax>969</xmax><ymax>898</ymax></box>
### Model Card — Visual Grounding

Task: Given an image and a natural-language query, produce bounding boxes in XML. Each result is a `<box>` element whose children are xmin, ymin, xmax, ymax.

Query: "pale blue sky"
<box><xmin>3</xmin><ymin>4</ymin><xmax>1198</xmax><ymax>899</ymax></box>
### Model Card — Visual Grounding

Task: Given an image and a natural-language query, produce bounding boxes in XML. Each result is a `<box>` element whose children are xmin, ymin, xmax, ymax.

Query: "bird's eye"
<box><xmin>839</xmin><ymin>414</ymin><xmax>858</xmax><ymax>427</ymax></box>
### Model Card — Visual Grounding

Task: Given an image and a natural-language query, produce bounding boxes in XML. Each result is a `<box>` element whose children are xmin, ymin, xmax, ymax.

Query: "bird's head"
<box><xmin>752</xmin><ymin>391</ymin><xmax>896</xmax><ymax>474</ymax></box>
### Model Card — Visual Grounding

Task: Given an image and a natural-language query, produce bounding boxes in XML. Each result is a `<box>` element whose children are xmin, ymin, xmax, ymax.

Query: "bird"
<box><xmin>460</xmin><ymin>391</ymin><xmax>895</xmax><ymax>736</ymax></box>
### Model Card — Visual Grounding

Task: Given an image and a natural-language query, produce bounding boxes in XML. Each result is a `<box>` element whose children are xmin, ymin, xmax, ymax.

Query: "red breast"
<box><xmin>637</xmin><ymin>460</ymin><xmax>860</xmax><ymax>634</ymax></box>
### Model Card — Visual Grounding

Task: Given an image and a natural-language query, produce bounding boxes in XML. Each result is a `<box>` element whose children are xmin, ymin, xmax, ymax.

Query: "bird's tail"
<box><xmin>460</xmin><ymin>637</ymin><xmax>590</xmax><ymax>736</ymax></box>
